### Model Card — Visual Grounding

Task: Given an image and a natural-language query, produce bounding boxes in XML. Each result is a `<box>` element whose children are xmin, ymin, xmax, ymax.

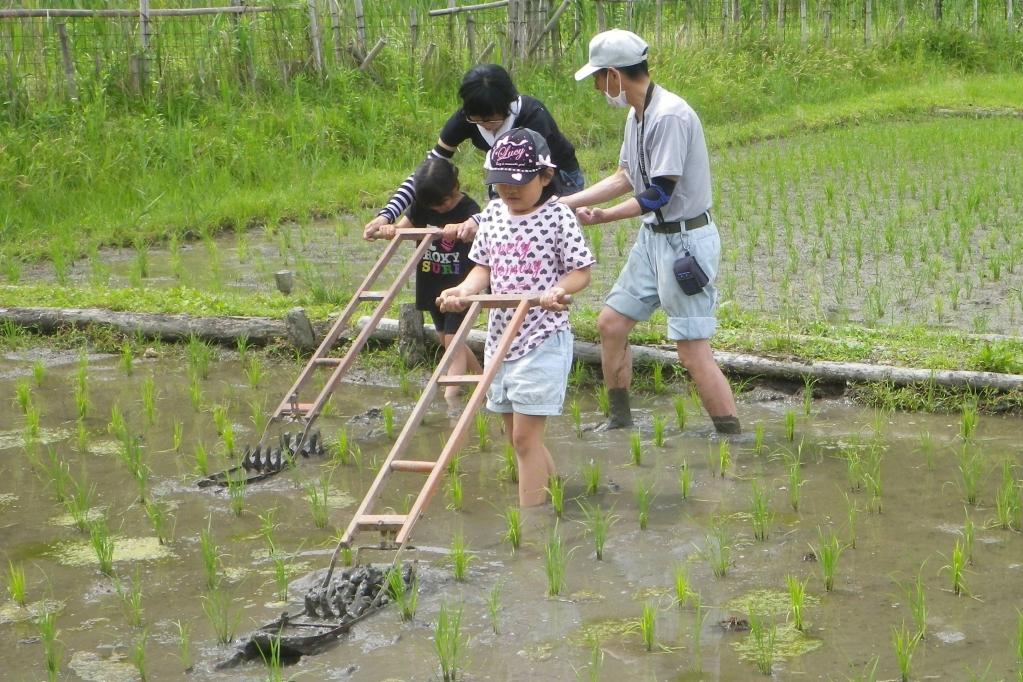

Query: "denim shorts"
<box><xmin>485</xmin><ymin>330</ymin><xmax>573</xmax><ymax>416</ymax></box>
<box><xmin>605</xmin><ymin>222</ymin><xmax>721</xmax><ymax>341</ymax></box>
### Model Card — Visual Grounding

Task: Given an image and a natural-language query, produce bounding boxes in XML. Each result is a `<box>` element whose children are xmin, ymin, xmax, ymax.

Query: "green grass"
<box><xmin>6</xmin><ymin>560</ymin><xmax>27</xmax><ymax>607</ymax></box>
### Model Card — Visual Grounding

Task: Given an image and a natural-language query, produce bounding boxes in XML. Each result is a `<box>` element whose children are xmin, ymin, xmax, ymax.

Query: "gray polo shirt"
<box><xmin>619</xmin><ymin>85</ymin><xmax>712</xmax><ymax>224</ymax></box>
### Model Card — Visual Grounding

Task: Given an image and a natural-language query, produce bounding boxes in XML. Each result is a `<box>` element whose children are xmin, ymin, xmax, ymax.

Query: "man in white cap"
<box><xmin>561</xmin><ymin>29</ymin><xmax>740</xmax><ymax>435</ymax></box>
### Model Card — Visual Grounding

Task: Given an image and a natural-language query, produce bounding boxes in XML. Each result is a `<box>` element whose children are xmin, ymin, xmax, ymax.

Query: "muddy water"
<box><xmin>1</xmin><ymin>349</ymin><xmax>1021</xmax><ymax>681</ymax></box>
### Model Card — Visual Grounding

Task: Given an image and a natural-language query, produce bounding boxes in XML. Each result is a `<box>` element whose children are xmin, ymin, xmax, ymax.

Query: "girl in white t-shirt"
<box><xmin>437</xmin><ymin>128</ymin><xmax>595</xmax><ymax>507</ymax></box>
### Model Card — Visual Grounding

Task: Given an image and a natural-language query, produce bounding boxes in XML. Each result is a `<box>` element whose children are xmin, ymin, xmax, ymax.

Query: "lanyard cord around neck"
<box><xmin>636</xmin><ymin>82</ymin><xmax>666</xmax><ymax>225</ymax></box>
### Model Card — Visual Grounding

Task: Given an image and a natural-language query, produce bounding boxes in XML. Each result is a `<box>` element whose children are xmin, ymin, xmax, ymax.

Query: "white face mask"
<box><xmin>603</xmin><ymin>69</ymin><xmax>629</xmax><ymax>108</ymax></box>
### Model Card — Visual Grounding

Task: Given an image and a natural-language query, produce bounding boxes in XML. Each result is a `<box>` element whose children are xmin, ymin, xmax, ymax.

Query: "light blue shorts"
<box><xmin>605</xmin><ymin>223</ymin><xmax>721</xmax><ymax>341</ymax></box>
<box><xmin>485</xmin><ymin>330</ymin><xmax>573</xmax><ymax>416</ymax></box>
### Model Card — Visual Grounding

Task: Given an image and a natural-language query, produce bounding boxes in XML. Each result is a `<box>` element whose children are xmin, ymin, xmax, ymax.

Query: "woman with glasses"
<box><xmin>363</xmin><ymin>64</ymin><xmax>584</xmax><ymax>238</ymax></box>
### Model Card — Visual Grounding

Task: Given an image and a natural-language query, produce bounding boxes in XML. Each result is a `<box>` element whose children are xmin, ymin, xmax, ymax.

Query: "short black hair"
<box><xmin>413</xmin><ymin>157</ymin><xmax>459</xmax><ymax>209</ymax></box>
<box><xmin>459</xmin><ymin>64</ymin><xmax>519</xmax><ymax>119</ymax></box>
<box><xmin>601</xmin><ymin>60</ymin><xmax>649</xmax><ymax>80</ymax></box>
<box><xmin>536</xmin><ymin>168</ymin><xmax>558</xmax><ymax>206</ymax></box>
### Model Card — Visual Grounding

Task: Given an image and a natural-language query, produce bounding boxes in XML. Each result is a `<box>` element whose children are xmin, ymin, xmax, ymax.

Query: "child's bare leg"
<box><xmin>441</xmin><ymin>334</ymin><xmax>483</xmax><ymax>402</ymax></box>
<box><xmin>509</xmin><ymin>413</ymin><xmax>555</xmax><ymax>507</ymax></box>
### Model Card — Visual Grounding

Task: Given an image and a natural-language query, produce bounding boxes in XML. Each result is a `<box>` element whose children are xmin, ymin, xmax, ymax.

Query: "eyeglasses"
<box><xmin>465</xmin><ymin>114</ymin><xmax>508</xmax><ymax>125</ymax></box>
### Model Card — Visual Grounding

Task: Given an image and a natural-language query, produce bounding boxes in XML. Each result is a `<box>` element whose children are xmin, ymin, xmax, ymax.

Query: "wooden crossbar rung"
<box><xmin>288</xmin><ymin>402</ymin><xmax>315</xmax><ymax>415</ymax></box>
<box><xmin>358</xmin><ymin>291</ymin><xmax>386</xmax><ymax>301</ymax></box>
<box><xmin>390</xmin><ymin>460</ymin><xmax>437</xmax><ymax>474</ymax></box>
<box><xmin>356</xmin><ymin>514</ymin><xmax>407</xmax><ymax>530</ymax></box>
<box><xmin>314</xmin><ymin>358</ymin><xmax>342</xmax><ymax>367</ymax></box>
<box><xmin>437</xmin><ymin>374</ymin><xmax>481</xmax><ymax>386</ymax></box>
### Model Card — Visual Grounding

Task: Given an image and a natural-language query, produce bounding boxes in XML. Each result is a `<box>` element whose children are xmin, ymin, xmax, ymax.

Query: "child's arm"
<box><xmin>364</xmin><ymin>215</ymin><xmax>411</xmax><ymax>240</ymax></box>
<box><xmin>538</xmin><ymin>266</ymin><xmax>591</xmax><ymax>312</ymax></box>
<box><xmin>436</xmin><ymin>265</ymin><xmax>491</xmax><ymax>312</ymax></box>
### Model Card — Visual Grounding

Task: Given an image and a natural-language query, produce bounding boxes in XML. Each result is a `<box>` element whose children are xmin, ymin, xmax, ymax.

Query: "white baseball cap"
<box><xmin>574</xmin><ymin>29</ymin><xmax>649</xmax><ymax>81</ymax></box>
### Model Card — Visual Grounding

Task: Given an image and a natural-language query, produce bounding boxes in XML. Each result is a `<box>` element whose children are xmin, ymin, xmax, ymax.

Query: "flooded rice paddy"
<box><xmin>1</xmin><ymin>347</ymin><xmax>1021</xmax><ymax>680</ymax></box>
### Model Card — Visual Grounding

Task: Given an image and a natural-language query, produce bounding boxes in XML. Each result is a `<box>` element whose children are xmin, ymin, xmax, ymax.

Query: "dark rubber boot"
<box><xmin>712</xmin><ymin>415</ymin><xmax>742</xmax><ymax>435</ymax></box>
<box><xmin>605</xmin><ymin>388</ymin><xmax>634</xmax><ymax>429</ymax></box>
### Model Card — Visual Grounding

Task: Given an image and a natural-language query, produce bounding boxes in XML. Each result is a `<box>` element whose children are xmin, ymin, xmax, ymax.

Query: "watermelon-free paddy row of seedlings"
<box><xmin>305</xmin><ymin>473</ymin><xmax>331</xmax><ymax>529</ymax></box>
<box><xmin>450</xmin><ymin>532</ymin><xmax>472</xmax><ymax>581</ymax></box>
<box><xmin>434</xmin><ymin>601</ymin><xmax>464</xmax><ymax>682</ymax></box>
<box><xmin>815</xmin><ymin>527</ymin><xmax>844</xmax><ymax>592</ymax></box>
<box><xmin>635</xmin><ymin>478</ymin><xmax>652</xmax><ymax>530</ymax></box>
<box><xmin>892</xmin><ymin>621</ymin><xmax>922</xmax><ymax>682</ymax></box>
<box><xmin>116</xmin><ymin>568</ymin><xmax>145</xmax><ymax>629</ymax></box>
<box><xmin>748</xmin><ymin>611</ymin><xmax>777</xmax><ymax>675</ymax></box>
<box><xmin>202</xmin><ymin>587</ymin><xmax>239</xmax><ymax>645</ymax></box>
<box><xmin>502</xmin><ymin>506</ymin><xmax>521</xmax><ymax>551</ymax></box>
<box><xmin>578</xmin><ymin>501</ymin><xmax>616</xmax><ymax>561</ymax></box>
<box><xmin>6</xmin><ymin>560</ymin><xmax>27</xmax><ymax>606</ymax></box>
<box><xmin>749</xmin><ymin>480</ymin><xmax>772</xmax><ymax>541</ymax></box>
<box><xmin>582</xmin><ymin>459</ymin><xmax>600</xmax><ymax>495</ymax></box>
<box><xmin>543</xmin><ymin>526</ymin><xmax>568</xmax><ymax>597</ymax></box>
<box><xmin>37</xmin><ymin>609</ymin><xmax>60</xmax><ymax>682</ymax></box>
<box><xmin>387</xmin><ymin>566</ymin><xmax>417</xmax><ymax>621</ymax></box>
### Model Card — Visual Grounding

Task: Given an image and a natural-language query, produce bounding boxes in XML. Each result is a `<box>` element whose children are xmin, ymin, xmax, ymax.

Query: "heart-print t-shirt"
<box><xmin>469</xmin><ymin>198</ymin><xmax>595</xmax><ymax>361</ymax></box>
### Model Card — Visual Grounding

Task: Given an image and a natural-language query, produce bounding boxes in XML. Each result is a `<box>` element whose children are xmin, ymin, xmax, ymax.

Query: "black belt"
<box><xmin>646</xmin><ymin>211</ymin><xmax>711</xmax><ymax>234</ymax></box>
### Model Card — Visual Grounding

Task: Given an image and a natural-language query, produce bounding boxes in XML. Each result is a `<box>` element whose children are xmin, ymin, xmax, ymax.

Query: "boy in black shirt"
<box><xmin>364</xmin><ymin>158</ymin><xmax>483</xmax><ymax>405</ymax></box>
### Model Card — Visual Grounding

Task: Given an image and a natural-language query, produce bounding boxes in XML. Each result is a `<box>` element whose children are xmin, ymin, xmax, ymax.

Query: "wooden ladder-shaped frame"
<box><xmin>258</xmin><ymin>228</ymin><xmax>440</xmax><ymax>449</ymax></box>
<box><xmin>336</xmin><ymin>293</ymin><xmax>537</xmax><ymax>553</ymax></box>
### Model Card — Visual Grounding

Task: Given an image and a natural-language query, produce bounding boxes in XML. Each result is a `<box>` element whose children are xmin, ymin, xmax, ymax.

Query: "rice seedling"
<box><xmin>331</xmin><ymin>427</ymin><xmax>353</xmax><ymax>465</ymax></box>
<box><xmin>582</xmin><ymin>459</ymin><xmax>600</xmax><ymax>495</ymax></box>
<box><xmin>569</xmin><ymin>399</ymin><xmax>583</xmax><ymax>438</ymax></box>
<box><xmin>37</xmin><ymin>609</ymin><xmax>61</xmax><ymax>682</ymax></box>
<box><xmin>630</xmin><ymin>431</ymin><xmax>643</xmax><ymax>466</ymax></box>
<box><xmin>434</xmin><ymin>602</ymin><xmax>464</xmax><ymax>682</ymax></box>
<box><xmin>41</xmin><ymin>446</ymin><xmax>72</xmax><ymax>504</ymax></box>
<box><xmin>486</xmin><ymin>580</ymin><xmax>501</xmax><ymax>634</ymax></box>
<box><xmin>89</xmin><ymin>518</ymin><xmax>116</xmax><ymax>576</ymax></box>
<box><xmin>718</xmin><ymin>440</ymin><xmax>731</xmax><ymax>478</ymax></box>
<box><xmin>503</xmin><ymin>507</ymin><xmax>521</xmax><ymax>551</ymax></box>
<box><xmin>108</xmin><ymin>404</ymin><xmax>127</xmax><ymax>441</ymax></box>
<box><xmin>1015</xmin><ymin>610</ymin><xmax>1022</xmax><ymax>677</ymax></box>
<box><xmin>753</xmin><ymin>422</ymin><xmax>765</xmax><ymax>455</ymax></box>
<box><xmin>258</xmin><ymin>632</ymin><xmax>283</xmax><ymax>682</ymax></box>
<box><xmin>497</xmin><ymin>443</ymin><xmax>517</xmax><ymax>483</ymax></box>
<box><xmin>595</xmin><ymin>385</ymin><xmax>610</xmax><ymax>417</ymax></box>
<box><xmin>382</xmin><ymin>403</ymin><xmax>395</xmax><ymax>439</ymax></box>
<box><xmin>341</xmin><ymin>546</ymin><xmax>354</xmax><ymax>567</ymax></box>
<box><xmin>892</xmin><ymin>621</ymin><xmax>922</xmax><ymax>682</ymax></box>
<box><xmin>305</xmin><ymin>474</ymin><xmax>330</xmax><ymax>529</ymax></box>
<box><xmin>569</xmin><ymin>360</ymin><xmax>587</xmax><ymax>389</ymax></box>
<box><xmin>188</xmin><ymin>374</ymin><xmax>203</xmax><ymax>411</ymax></box>
<box><xmin>691</xmin><ymin>594</ymin><xmax>708</xmax><ymax>673</ymax></box>
<box><xmin>271</xmin><ymin>555</ymin><xmax>290</xmax><ymax>602</ymax></box>
<box><xmin>144</xmin><ymin>499</ymin><xmax>173</xmax><ymax>545</ymax></box>
<box><xmin>673</xmin><ymin>394</ymin><xmax>687</xmax><ymax>430</ymax></box>
<box><xmin>784</xmin><ymin>409</ymin><xmax>796</xmax><ymax>441</ymax></box>
<box><xmin>200</xmin><ymin>518</ymin><xmax>221</xmax><ymax>591</ymax></box>
<box><xmin>202</xmin><ymin>587</ymin><xmax>239</xmax><ymax>645</ymax></box>
<box><xmin>958</xmin><ymin>445</ymin><xmax>983</xmax><ymax>507</ymax></box>
<box><xmin>960</xmin><ymin>400</ymin><xmax>979</xmax><ymax>440</ymax></box>
<box><xmin>615</xmin><ymin>224</ymin><xmax>629</xmax><ymax>255</ymax></box>
<box><xmin>474</xmin><ymin>411</ymin><xmax>490</xmax><ymax>450</ymax></box>
<box><xmin>917</xmin><ymin>430</ymin><xmax>936</xmax><ymax>470</ymax></box>
<box><xmin>32</xmin><ymin>359</ymin><xmax>46</xmax><ymax>386</ymax></box>
<box><xmin>635</xmin><ymin>478</ymin><xmax>652</xmax><ymax>530</ymax></box>
<box><xmin>787</xmin><ymin>574</ymin><xmax>808</xmax><ymax>632</ymax></box>
<box><xmin>673</xmin><ymin>564</ymin><xmax>693</xmax><ymax>608</ymax></box>
<box><xmin>703</xmin><ymin>523</ymin><xmax>732</xmax><ymax>579</ymax></box>
<box><xmin>75</xmin><ymin>418</ymin><xmax>90</xmax><ymax>452</ymax></box>
<box><xmin>586</xmin><ymin>226</ymin><xmax>603</xmax><ymax>261</ymax></box>
<box><xmin>543</xmin><ymin>525</ymin><xmax>568</xmax><ymax>597</ymax></box>
<box><xmin>450</xmin><ymin>532</ymin><xmax>472</xmax><ymax>581</ymax></box>
<box><xmin>749</xmin><ymin>480</ymin><xmax>773</xmax><ymax>541</ymax></box>
<box><xmin>787</xmin><ymin>452</ymin><xmax>804</xmax><ymax>513</ymax></box>
<box><xmin>802</xmin><ymin>376</ymin><xmax>817</xmax><ymax>416</ymax></box>
<box><xmin>74</xmin><ymin>354</ymin><xmax>89</xmax><ymax>420</ymax></box>
<box><xmin>14</xmin><ymin>378</ymin><xmax>31</xmax><ymax>414</ymax></box>
<box><xmin>121</xmin><ymin>341</ymin><xmax>134</xmax><ymax>376</ymax></box>
<box><xmin>845</xmin><ymin>448</ymin><xmax>864</xmax><ymax>491</ymax></box>
<box><xmin>748</xmin><ymin>611</ymin><xmax>777</xmax><ymax>675</ymax></box>
<box><xmin>444</xmin><ymin>472</ymin><xmax>464</xmax><ymax>511</ymax></box>
<box><xmin>547</xmin><ymin>475</ymin><xmax>565</xmax><ymax>517</ymax></box>
<box><xmin>906</xmin><ymin>566</ymin><xmax>927</xmax><ymax>639</ymax></box>
<box><xmin>24</xmin><ymin>404</ymin><xmax>41</xmax><ymax>444</ymax></box>
<box><xmin>814</xmin><ymin>527</ymin><xmax>844</xmax><ymax>592</ymax></box>
<box><xmin>173</xmin><ymin>621</ymin><xmax>192</xmax><ymax>672</ymax></box>
<box><xmin>652</xmin><ymin>414</ymin><xmax>666</xmax><ymax>447</ymax></box>
<box><xmin>651</xmin><ymin>363</ymin><xmax>666</xmax><ymax>393</ymax></box>
<box><xmin>245</xmin><ymin>356</ymin><xmax>263</xmax><ymax>388</ymax></box>
<box><xmin>386</xmin><ymin>566</ymin><xmax>417</xmax><ymax>622</ymax></box>
<box><xmin>995</xmin><ymin>459</ymin><xmax>1021</xmax><ymax>531</ymax></box>
<box><xmin>140</xmin><ymin>376</ymin><xmax>156</xmax><ymax>425</ymax></box>
<box><xmin>186</xmin><ymin>335</ymin><xmax>213</xmax><ymax>381</ymax></box>
<box><xmin>116</xmin><ymin>569</ymin><xmax>145</xmax><ymax>628</ymax></box>
<box><xmin>863</xmin><ymin>455</ymin><xmax>883</xmax><ymax>514</ymax></box>
<box><xmin>845</xmin><ymin>493</ymin><xmax>859</xmax><ymax>549</ymax></box>
<box><xmin>962</xmin><ymin>511</ymin><xmax>975</xmax><ymax>565</ymax></box>
<box><xmin>640</xmin><ymin>601</ymin><xmax>657</xmax><ymax>652</ymax></box>
<box><xmin>678</xmin><ymin>458</ymin><xmax>692</xmax><ymax>500</ymax></box>
<box><xmin>578</xmin><ymin>501</ymin><xmax>616</xmax><ymax>560</ymax></box>
<box><xmin>944</xmin><ymin>539</ymin><xmax>967</xmax><ymax>596</ymax></box>
<box><xmin>192</xmin><ymin>441</ymin><xmax>209</xmax><ymax>476</ymax></box>
<box><xmin>6</xmin><ymin>560</ymin><xmax>26</xmax><ymax>607</ymax></box>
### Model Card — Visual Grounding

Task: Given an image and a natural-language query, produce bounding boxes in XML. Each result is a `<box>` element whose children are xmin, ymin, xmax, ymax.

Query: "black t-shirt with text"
<box><xmin>406</xmin><ymin>193</ymin><xmax>481</xmax><ymax>310</ymax></box>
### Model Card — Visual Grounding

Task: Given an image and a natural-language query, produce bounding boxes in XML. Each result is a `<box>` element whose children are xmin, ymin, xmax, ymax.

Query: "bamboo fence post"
<box><xmin>1009</xmin><ymin>0</ymin><xmax>1016</xmax><ymax>31</ymax></box>
<box><xmin>864</xmin><ymin>0</ymin><xmax>871</xmax><ymax>45</ymax></box>
<box><xmin>896</xmin><ymin>0</ymin><xmax>905</xmax><ymax>32</ymax></box>
<box><xmin>447</xmin><ymin>0</ymin><xmax>456</xmax><ymax>50</ymax></box>
<box><xmin>656</xmin><ymin>0</ymin><xmax>663</xmax><ymax>45</ymax></box>
<box><xmin>626</xmin><ymin>0</ymin><xmax>635</xmax><ymax>30</ymax></box>
<box><xmin>777</xmin><ymin>0</ymin><xmax>785</xmax><ymax>32</ymax></box>
<box><xmin>761</xmin><ymin>0</ymin><xmax>769</xmax><ymax>31</ymax></box>
<box><xmin>353</xmin><ymin>0</ymin><xmax>366</xmax><ymax>54</ymax></box>
<box><xmin>721</xmin><ymin>0</ymin><xmax>728</xmax><ymax>37</ymax></box>
<box><xmin>424</xmin><ymin>41</ymin><xmax>437</xmax><ymax>68</ymax></box>
<box><xmin>409</xmin><ymin>6</ymin><xmax>419</xmax><ymax>69</ymax></box>
<box><xmin>732</xmin><ymin>0</ymin><xmax>741</xmax><ymax>25</ymax></box>
<box><xmin>479</xmin><ymin>40</ymin><xmax>495</xmax><ymax>62</ymax></box>
<box><xmin>1</xmin><ymin>27</ymin><xmax>16</xmax><ymax>119</ymax></box>
<box><xmin>596</xmin><ymin>0</ymin><xmax>605</xmax><ymax>32</ymax></box>
<box><xmin>467</xmin><ymin>13</ymin><xmax>476</xmax><ymax>62</ymax></box>
<box><xmin>934</xmin><ymin>0</ymin><xmax>943</xmax><ymax>23</ymax></box>
<box><xmin>824</xmin><ymin>0</ymin><xmax>832</xmax><ymax>45</ymax></box>
<box><xmin>56</xmin><ymin>22</ymin><xmax>78</xmax><ymax>102</ymax></box>
<box><xmin>307</xmin><ymin>0</ymin><xmax>323</xmax><ymax>74</ymax></box>
<box><xmin>328</xmin><ymin>0</ymin><xmax>344</xmax><ymax>65</ymax></box>
<box><xmin>527</xmin><ymin>0</ymin><xmax>570</xmax><ymax>56</ymax></box>
<box><xmin>517</xmin><ymin>0</ymin><xmax>528</xmax><ymax>62</ymax></box>
<box><xmin>972</xmin><ymin>0</ymin><xmax>978</xmax><ymax>34</ymax></box>
<box><xmin>359</xmin><ymin>36</ymin><xmax>385</xmax><ymax>71</ymax></box>
<box><xmin>137</xmin><ymin>0</ymin><xmax>151</xmax><ymax>92</ymax></box>
<box><xmin>800</xmin><ymin>0</ymin><xmax>808</xmax><ymax>46</ymax></box>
